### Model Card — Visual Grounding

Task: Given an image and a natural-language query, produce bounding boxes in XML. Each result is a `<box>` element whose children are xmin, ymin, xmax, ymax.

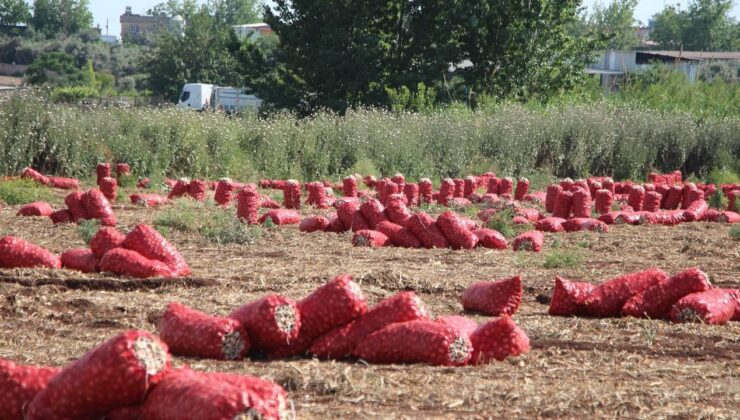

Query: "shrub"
<box><xmin>0</xmin><ymin>179</ymin><xmax>56</xmax><ymax>205</ymax></box>
<box><xmin>543</xmin><ymin>249</ymin><xmax>582</xmax><ymax>269</ymax></box>
<box><xmin>154</xmin><ymin>200</ymin><xmax>261</xmax><ymax>244</ymax></box>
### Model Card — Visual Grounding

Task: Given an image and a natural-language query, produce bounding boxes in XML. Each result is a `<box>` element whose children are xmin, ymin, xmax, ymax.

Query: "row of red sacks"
<box><xmin>548</xmin><ymin>267</ymin><xmax>740</xmax><ymax>325</ymax></box>
<box><xmin>0</xmin><ymin>331</ymin><xmax>287</xmax><ymax>420</ymax></box>
<box><xmin>156</xmin><ymin>275</ymin><xmax>530</xmax><ymax>367</ymax></box>
<box><xmin>0</xmin><ymin>224</ymin><xmax>191</xmax><ymax>279</ymax></box>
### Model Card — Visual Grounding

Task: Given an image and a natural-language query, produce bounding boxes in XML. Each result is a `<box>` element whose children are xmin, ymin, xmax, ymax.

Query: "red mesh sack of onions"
<box><xmin>310</xmin><ymin>291</ymin><xmax>430</xmax><ymax>359</ymax></box>
<box><xmin>717</xmin><ymin>211</ymin><xmax>740</xmax><ymax>223</ymax></box>
<box><xmin>405</xmin><ymin>212</ymin><xmax>449</xmax><ymax>249</ymax></box>
<box><xmin>64</xmin><ymin>191</ymin><xmax>89</xmax><ymax>221</ymax></box>
<box><xmin>514</xmin><ymin>178</ymin><xmax>530</xmax><ymax>200</ymax></box>
<box><xmin>621</xmin><ymin>267</ymin><xmax>711</xmax><ymax>320</ymax></box>
<box><xmin>436</xmin><ymin>211</ymin><xmax>478</xmax><ymax>250</ymax></box>
<box><xmin>462</xmin><ymin>276</ymin><xmax>522</xmax><ymax>316</ymax></box>
<box><xmin>167</xmin><ymin>178</ymin><xmax>190</xmax><ymax>199</ymax></box>
<box><xmin>682</xmin><ymin>199</ymin><xmax>708</xmax><ymax>222</ymax></box>
<box><xmin>61</xmin><ymin>248</ymin><xmax>99</xmax><ymax>273</ymax></box>
<box><xmin>487</xmin><ymin>177</ymin><xmax>500</xmax><ymax>194</ymax></box>
<box><xmin>16</xmin><ymin>201</ymin><xmax>53</xmax><ymax>217</ymax></box>
<box><xmin>438</xmin><ymin>178</ymin><xmax>455</xmax><ymax>205</ymax></box>
<box><xmin>464</xmin><ymin>176</ymin><xmax>478</xmax><ymax>198</ymax></box>
<box><xmin>418</xmin><ymin>178</ymin><xmax>433</xmax><ymax>203</ymax></box>
<box><xmin>469</xmin><ymin>317</ymin><xmax>530</xmax><ymax>364</ymax></box>
<box><xmin>96</xmin><ymin>163</ymin><xmax>111</xmax><ymax>182</ymax></box>
<box><xmin>237</xmin><ymin>185</ymin><xmax>261</xmax><ymax>225</ymax></box>
<box><xmin>27</xmin><ymin>331</ymin><xmax>171</xmax><ymax>419</ymax></box>
<box><xmin>354</xmin><ymin>319</ymin><xmax>472</xmax><ymax>366</ymax></box>
<box><xmin>375</xmin><ymin>221</ymin><xmax>422</xmax><ymax>248</ymax></box>
<box><xmin>594</xmin><ymin>189</ymin><xmax>613</xmax><ymax>214</ymax></box>
<box><xmin>552</xmin><ymin>190</ymin><xmax>573</xmax><ymax>219</ymax></box>
<box><xmin>384</xmin><ymin>197</ymin><xmax>413</xmax><ymax>225</ymax></box>
<box><xmin>642</xmin><ymin>191</ymin><xmax>662</xmax><ymax>212</ymax></box>
<box><xmin>512</xmin><ymin>230</ymin><xmax>543</xmax><ymax>252</ymax></box>
<box><xmin>571</xmin><ymin>189</ymin><xmax>592</xmax><ymax>218</ymax></box>
<box><xmin>669</xmin><ymin>289</ymin><xmax>736</xmax><ymax>325</ymax></box>
<box><xmin>535</xmin><ymin>217</ymin><xmax>566</xmax><ymax>233</ymax></box>
<box><xmin>130</xmin><ymin>193</ymin><xmax>168</xmax><ymax>207</ymax></box>
<box><xmin>299</xmin><ymin>215</ymin><xmax>330</xmax><ymax>233</ymax></box>
<box><xmin>582</xmin><ymin>268</ymin><xmax>669</xmax><ymax>317</ymax></box>
<box><xmin>352</xmin><ymin>230</ymin><xmax>391</xmax><ymax>247</ymax></box>
<box><xmin>403</xmin><ymin>183</ymin><xmax>419</xmax><ymax>206</ymax></box>
<box><xmin>49</xmin><ymin>209</ymin><xmax>73</xmax><ymax>225</ymax></box>
<box><xmin>548</xmin><ymin>276</ymin><xmax>595</xmax><ymax>316</ymax></box>
<box><xmin>474</xmin><ymin>228</ymin><xmax>508</xmax><ymax>250</ymax></box>
<box><xmin>359</xmin><ymin>199</ymin><xmax>387</xmax><ymax>229</ymax></box>
<box><xmin>0</xmin><ymin>358</ymin><xmax>60</xmax><ymax>420</ymax></box>
<box><xmin>627</xmin><ymin>185</ymin><xmax>645</xmax><ymax>211</ymax></box>
<box><xmin>158</xmin><ymin>302</ymin><xmax>249</xmax><ymax>360</ymax></box>
<box><xmin>99</xmin><ymin>177</ymin><xmax>118</xmax><ymax>202</ymax></box>
<box><xmin>229</xmin><ymin>295</ymin><xmax>301</xmax><ymax>354</ymax></box>
<box><xmin>259</xmin><ymin>209</ymin><xmax>300</xmax><ymax>226</ymax></box>
<box><xmin>342</xmin><ymin>176</ymin><xmax>358</xmax><ymax>198</ymax></box>
<box><xmin>663</xmin><ymin>185</ymin><xmax>683</xmax><ymax>210</ymax></box>
<box><xmin>562</xmin><ymin>218</ymin><xmax>608</xmax><ymax>233</ymax></box>
<box><xmin>50</xmin><ymin>177</ymin><xmax>80</xmax><ymax>190</ymax></box>
<box><xmin>83</xmin><ymin>189</ymin><xmax>117</xmax><ymax>226</ymax></box>
<box><xmin>214</xmin><ymin>179</ymin><xmax>237</xmax><ymax>206</ymax></box>
<box><xmin>121</xmin><ymin>224</ymin><xmax>191</xmax><ymax>277</ymax></box>
<box><xmin>545</xmin><ymin>185</ymin><xmax>562</xmax><ymax>213</ymax></box>
<box><xmin>0</xmin><ymin>236</ymin><xmax>61</xmax><ymax>269</ymax></box>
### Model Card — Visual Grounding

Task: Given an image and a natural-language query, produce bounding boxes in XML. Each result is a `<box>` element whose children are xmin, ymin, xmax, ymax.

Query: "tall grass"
<box><xmin>1</xmin><ymin>90</ymin><xmax>737</xmax><ymax>182</ymax></box>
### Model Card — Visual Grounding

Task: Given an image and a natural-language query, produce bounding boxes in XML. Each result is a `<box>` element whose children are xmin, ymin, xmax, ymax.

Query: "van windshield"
<box><xmin>180</xmin><ymin>90</ymin><xmax>190</xmax><ymax>102</ymax></box>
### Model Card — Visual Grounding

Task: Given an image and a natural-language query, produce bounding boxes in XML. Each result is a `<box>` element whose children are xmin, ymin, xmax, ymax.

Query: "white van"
<box><xmin>176</xmin><ymin>83</ymin><xmax>261</xmax><ymax>112</ymax></box>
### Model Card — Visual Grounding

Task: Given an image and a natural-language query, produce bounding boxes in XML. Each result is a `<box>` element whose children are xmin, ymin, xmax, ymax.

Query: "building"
<box><xmin>101</xmin><ymin>35</ymin><xmax>119</xmax><ymax>45</ymax></box>
<box><xmin>120</xmin><ymin>6</ymin><xmax>183</xmax><ymax>39</ymax></box>
<box><xmin>232</xmin><ymin>23</ymin><xmax>273</xmax><ymax>41</ymax></box>
<box><xmin>587</xmin><ymin>50</ymin><xmax>740</xmax><ymax>91</ymax></box>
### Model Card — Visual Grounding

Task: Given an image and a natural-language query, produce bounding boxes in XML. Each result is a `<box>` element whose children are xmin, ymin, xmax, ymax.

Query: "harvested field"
<box><xmin>1</xmin><ymin>197</ymin><xmax>739</xmax><ymax>419</ymax></box>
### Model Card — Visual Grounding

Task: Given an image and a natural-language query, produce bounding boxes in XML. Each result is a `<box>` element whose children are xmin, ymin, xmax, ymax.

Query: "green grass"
<box><xmin>483</xmin><ymin>208</ymin><xmax>532</xmax><ymax>239</ymax></box>
<box><xmin>731</xmin><ymin>225</ymin><xmax>740</xmax><ymax>241</ymax></box>
<box><xmin>154</xmin><ymin>199</ymin><xmax>262</xmax><ymax>244</ymax></box>
<box><xmin>543</xmin><ymin>249</ymin><xmax>582</xmax><ymax>269</ymax></box>
<box><xmin>0</xmin><ymin>179</ymin><xmax>57</xmax><ymax>205</ymax></box>
<box><xmin>77</xmin><ymin>219</ymin><xmax>101</xmax><ymax>244</ymax></box>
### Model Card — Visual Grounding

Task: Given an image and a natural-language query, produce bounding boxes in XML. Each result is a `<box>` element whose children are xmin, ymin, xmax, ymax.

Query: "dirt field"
<box><xmin>1</xmin><ymin>194</ymin><xmax>739</xmax><ymax>419</ymax></box>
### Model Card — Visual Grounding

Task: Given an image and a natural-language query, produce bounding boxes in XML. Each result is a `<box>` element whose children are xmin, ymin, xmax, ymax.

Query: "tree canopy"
<box><xmin>651</xmin><ymin>0</ymin><xmax>739</xmax><ymax>51</ymax></box>
<box><xmin>31</xmin><ymin>0</ymin><xmax>93</xmax><ymax>37</ymax></box>
<box><xmin>0</xmin><ymin>0</ymin><xmax>30</xmax><ymax>26</ymax></box>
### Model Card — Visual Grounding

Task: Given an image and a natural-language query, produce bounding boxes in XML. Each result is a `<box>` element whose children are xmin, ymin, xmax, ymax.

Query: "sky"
<box><xmin>25</xmin><ymin>0</ymin><xmax>740</xmax><ymax>39</ymax></box>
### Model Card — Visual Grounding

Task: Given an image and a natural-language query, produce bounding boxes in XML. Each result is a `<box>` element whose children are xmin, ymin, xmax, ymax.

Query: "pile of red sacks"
<box><xmin>0</xmin><ymin>225</ymin><xmax>191</xmax><ymax>279</ymax></box>
<box><xmin>51</xmin><ymin>189</ymin><xmax>118</xmax><ymax>226</ymax></box>
<box><xmin>0</xmin><ymin>330</ymin><xmax>288</xmax><ymax>419</ymax></box>
<box><xmin>20</xmin><ymin>167</ymin><xmax>79</xmax><ymax>190</ymax></box>
<box><xmin>548</xmin><ymin>267</ymin><xmax>739</xmax><ymax>325</ymax></box>
<box><xmin>157</xmin><ymin>275</ymin><xmax>529</xmax><ymax>367</ymax></box>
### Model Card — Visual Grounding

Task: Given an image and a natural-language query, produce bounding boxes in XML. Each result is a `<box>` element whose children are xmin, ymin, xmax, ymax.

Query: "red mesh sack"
<box><xmin>99</xmin><ymin>177</ymin><xmax>118</xmax><ymax>202</ymax></box>
<box><xmin>438</xmin><ymin>178</ymin><xmax>455</xmax><ymax>205</ymax></box>
<box><xmin>17</xmin><ymin>201</ymin><xmax>53</xmax><ymax>217</ymax></box>
<box><xmin>403</xmin><ymin>183</ymin><xmax>419</xmax><ymax>207</ymax></box>
<box><xmin>115</xmin><ymin>163</ymin><xmax>130</xmax><ymax>179</ymax></box>
<box><xmin>552</xmin><ymin>190</ymin><xmax>573</xmax><ymax>219</ymax></box>
<box><xmin>286</xmin><ymin>180</ymin><xmax>301</xmax><ymax>209</ymax></box>
<box><xmin>648</xmin><ymin>210</ymin><xmax>685</xmax><ymax>226</ymax></box>
<box><xmin>474</xmin><ymin>228</ymin><xmax>507</xmax><ymax>250</ymax></box>
<box><xmin>270</xmin><ymin>275</ymin><xmax>367</xmax><ymax>358</ymax></box>
<box><xmin>435</xmin><ymin>315</ymin><xmax>478</xmax><ymax>338</ymax></box>
<box><xmin>453</xmin><ymin>178</ymin><xmax>465</xmax><ymax>198</ymax></box>
<box><xmin>582</xmin><ymin>268</ymin><xmax>669</xmax><ymax>317</ymax></box>
<box><xmin>588</xmin><ymin>180</ymin><xmax>602</xmax><ymax>198</ymax></box>
<box><xmin>728</xmin><ymin>190</ymin><xmax>740</xmax><ymax>212</ymax></box>
<box><xmin>562</xmin><ymin>218</ymin><xmax>609</xmax><ymax>233</ymax></box>
<box><xmin>342</xmin><ymin>176</ymin><xmax>358</xmax><ymax>198</ymax></box>
<box><xmin>614</xmin><ymin>211</ymin><xmax>642</xmax><ymax>225</ymax></box>
<box><xmin>129</xmin><ymin>193</ymin><xmax>168</xmax><ymax>207</ymax></box>
<box><xmin>49</xmin><ymin>209</ymin><xmax>72</xmax><ymax>225</ymax></box>
<box><xmin>469</xmin><ymin>317</ymin><xmax>530</xmax><ymax>365</ymax></box>
<box><xmin>487</xmin><ymin>177</ymin><xmax>500</xmax><ymax>195</ymax></box>
<box><xmin>391</xmin><ymin>173</ymin><xmax>405</xmax><ymax>186</ymax></box>
<box><xmin>299</xmin><ymin>215</ymin><xmax>330</xmax><ymax>233</ymax></box>
<box><xmin>27</xmin><ymin>331</ymin><xmax>171</xmax><ymax>419</ymax></box>
<box><xmin>167</xmin><ymin>178</ymin><xmax>190</xmax><ymax>199</ymax></box>
<box><xmin>602</xmin><ymin>177</ymin><xmax>615</xmax><ymax>193</ymax></box>
<box><xmin>670</xmin><ymin>289</ymin><xmax>736</xmax><ymax>325</ymax></box>
<box><xmin>594</xmin><ymin>189</ymin><xmax>613</xmax><ymax>214</ymax></box>
<box><xmin>158</xmin><ymin>302</ymin><xmax>249</xmax><ymax>360</ymax></box>
<box><xmin>214</xmin><ymin>179</ymin><xmax>237</xmax><ymax>206</ymax></box>
<box><xmin>237</xmin><ymin>185</ymin><xmax>261</xmax><ymax>225</ymax></box>
<box><xmin>516</xmin><ymin>208</ymin><xmax>541</xmax><ymax>222</ymax></box>
<box><xmin>405</xmin><ymin>212</ymin><xmax>449</xmax><ymax>249</ymax></box>
<box><xmin>363</xmin><ymin>175</ymin><xmax>377</xmax><ymax>188</ymax></box>
<box><xmin>418</xmin><ymin>178</ymin><xmax>433</xmax><ymax>203</ymax></box>
<box><xmin>622</xmin><ymin>267</ymin><xmax>711</xmax><ymax>319</ymax></box>
<box><xmin>384</xmin><ymin>197</ymin><xmax>412</xmax><ymax>225</ymax></box>
<box><xmin>464</xmin><ymin>176</ymin><xmax>477</xmax><ymax>198</ymax></box>
<box><xmin>61</xmin><ymin>248</ymin><xmax>99</xmax><ymax>273</ymax></box>
<box><xmin>136</xmin><ymin>178</ymin><xmax>150</xmax><ymax>189</ymax></box>
<box><xmin>643</xmin><ymin>191</ymin><xmax>662</xmax><ymax>212</ymax></box>
<box><xmin>99</xmin><ymin>248</ymin><xmax>173</xmax><ymax>278</ymax></box>
<box><xmin>535</xmin><ymin>217</ymin><xmax>566</xmax><ymax>233</ymax></box>
<box><xmin>682</xmin><ymin>199</ymin><xmax>708</xmax><ymax>222</ymax></box>
<box><xmin>187</xmin><ymin>179</ymin><xmax>207</xmax><ymax>201</ymax></box>
<box><xmin>498</xmin><ymin>177</ymin><xmax>514</xmax><ymax>196</ymax></box>
<box><xmin>545</xmin><ymin>184</ymin><xmax>563</xmax><ymax>213</ymax></box>
<box><xmin>96</xmin><ymin>163</ymin><xmax>111</xmax><ymax>182</ymax></box>
<box><xmin>229</xmin><ymin>295</ymin><xmax>301</xmax><ymax>353</ymax></box>
<box><xmin>359</xmin><ymin>199</ymin><xmax>387</xmax><ymax>229</ymax></box>
<box><xmin>681</xmin><ymin>184</ymin><xmax>695</xmax><ymax>209</ymax></box>
<box><xmin>351</xmin><ymin>230</ymin><xmax>391</xmax><ymax>247</ymax></box>
<box><xmin>626</xmin><ymin>185</ymin><xmax>644</xmax><ymax>211</ymax></box>
<box><xmin>0</xmin><ymin>236</ymin><xmax>61</xmax><ymax>269</ymax></box>
<box><xmin>310</xmin><ymin>291</ymin><xmax>430</xmax><ymax>359</ymax></box>
<box><xmin>306</xmin><ymin>182</ymin><xmax>329</xmax><ymax>208</ymax></box>
<box><xmin>83</xmin><ymin>189</ymin><xmax>117</xmax><ymax>226</ymax></box>
<box><xmin>64</xmin><ymin>191</ymin><xmax>89</xmax><ymax>221</ymax></box>
<box><xmin>572</xmin><ymin>179</ymin><xmax>589</xmax><ymax>194</ymax></box>
<box><xmin>259</xmin><ymin>209</ymin><xmax>301</xmax><ymax>225</ymax></box>
<box><xmin>571</xmin><ymin>189</ymin><xmax>592</xmax><ymax>218</ymax></box>
<box><xmin>511</xmin><ymin>216</ymin><xmax>529</xmax><ymax>225</ymax></box>
<box><xmin>548</xmin><ymin>276</ymin><xmax>595</xmax><ymax>316</ymax></box>
<box><xmin>514</xmin><ymin>178</ymin><xmax>530</xmax><ymax>200</ymax></box>
<box><xmin>375</xmin><ymin>221</ymin><xmax>422</xmax><ymax>248</ymax></box>
<box><xmin>462</xmin><ymin>276</ymin><xmax>521</xmax><ymax>316</ymax></box>
<box><xmin>0</xmin><ymin>359</ymin><xmax>60</xmax><ymax>420</ymax></box>
<box><xmin>436</xmin><ymin>211</ymin><xmax>479</xmax><ymax>250</ymax></box>
<box><xmin>21</xmin><ymin>167</ymin><xmax>50</xmax><ymax>185</ymax></box>
<box><xmin>700</xmin><ymin>208</ymin><xmax>721</xmax><ymax>222</ymax></box>
<box><xmin>121</xmin><ymin>224</ymin><xmax>191</xmax><ymax>277</ymax></box>
<box><xmin>354</xmin><ymin>319</ymin><xmax>471</xmax><ymax>366</ymax></box>
<box><xmin>48</xmin><ymin>177</ymin><xmax>79</xmax><ymax>190</ymax></box>
<box><xmin>260</xmin><ymin>195</ymin><xmax>280</xmax><ymax>209</ymax></box>
<box><xmin>350</xmin><ymin>210</ymin><xmax>371</xmax><ymax>232</ymax></box>
<box><xmin>663</xmin><ymin>185</ymin><xmax>683</xmax><ymax>210</ymax></box>
<box><xmin>512</xmin><ymin>230</ymin><xmax>544</xmax><ymax>252</ymax></box>
<box><xmin>717</xmin><ymin>211</ymin><xmax>740</xmax><ymax>223</ymax></box>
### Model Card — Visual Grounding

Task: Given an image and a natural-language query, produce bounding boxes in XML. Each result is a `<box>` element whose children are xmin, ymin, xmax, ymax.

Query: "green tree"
<box><xmin>589</xmin><ymin>0</ymin><xmax>640</xmax><ymax>49</ymax></box>
<box><xmin>26</xmin><ymin>51</ymin><xmax>85</xmax><ymax>86</ymax></box>
<box><xmin>145</xmin><ymin>6</ymin><xmax>242</xmax><ymax>101</ymax></box>
<box><xmin>652</xmin><ymin>0</ymin><xmax>739</xmax><ymax>51</ymax></box>
<box><xmin>148</xmin><ymin>0</ymin><xmax>199</xmax><ymax>19</ymax></box>
<box><xmin>31</xmin><ymin>0</ymin><xmax>93</xmax><ymax>37</ymax></box>
<box><xmin>208</xmin><ymin>0</ymin><xmax>261</xmax><ymax>26</ymax></box>
<box><xmin>0</xmin><ymin>0</ymin><xmax>30</xmax><ymax>26</ymax></box>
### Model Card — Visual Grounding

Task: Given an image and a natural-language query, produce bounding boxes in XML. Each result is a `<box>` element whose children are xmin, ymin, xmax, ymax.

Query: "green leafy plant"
<box><xmin>0</xmin><ymin>179</ymin><xmax>56</xmax><ymax>205</ymax></box>
<box><xmin>77</xmin><ymin>219</ymin><xmax>101</xmax><ymax>245</ymax></box>
<box><xmin>543</xmin><ymin>249</ymin><xmax>582</xmax><ymax>269</ymax></box>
